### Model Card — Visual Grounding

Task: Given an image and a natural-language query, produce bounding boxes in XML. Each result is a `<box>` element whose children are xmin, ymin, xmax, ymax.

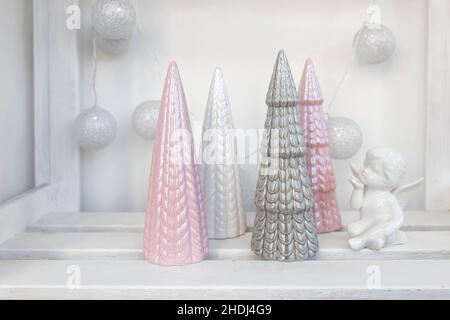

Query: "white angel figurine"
<box><xmin>347</xmin><ymin>147</ymin><xmax>424</xmax><ymax>251</ymax></box>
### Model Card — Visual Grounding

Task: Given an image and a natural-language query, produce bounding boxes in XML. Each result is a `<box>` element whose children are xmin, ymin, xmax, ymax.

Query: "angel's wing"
<box><xmin>393</xmin><ymin>178</ymin><xmax>425</xmax><ymax>209</ymax></box>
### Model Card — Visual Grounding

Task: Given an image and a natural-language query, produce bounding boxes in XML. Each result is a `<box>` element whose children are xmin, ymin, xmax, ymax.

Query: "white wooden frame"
<box><xmin>426</xmin><ymin>0</ymin><xmax>450</xmax><ymax>212</ymax></box>
<box><xmin>0</xmin><ymin>0</ymin><xmax>81</xmax><ymax>243</ymax></box>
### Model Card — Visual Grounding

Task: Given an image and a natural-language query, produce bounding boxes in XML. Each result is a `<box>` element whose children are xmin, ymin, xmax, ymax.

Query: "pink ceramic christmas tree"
<box><xmin>143</xmin><ymin>62</ymin><xmax>208</xmax><ymax>266</ymax></box>
<box><xmin>299</xmin><ymin>59</ymin><xmax>342</xmax><ymax>233</ymax></box>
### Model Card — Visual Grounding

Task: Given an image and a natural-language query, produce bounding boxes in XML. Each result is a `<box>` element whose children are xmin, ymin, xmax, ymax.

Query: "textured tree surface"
<box><xmin>299</xmin><ymin>59</ymin><xmax>342</xmax><ymax>233</ymax></box>
<box><xmin>251</xmin><ymin>51</ymin><xmax>319</xmax><ymax>261</ymax></box>
<box><xmin>143</xmin><ymin>62</ymin><xmax>208</xmax><ymax>266</ymax></box>
<box><xmin>202</xmin><ymin>69</ymin><xmax>247</xmax><ymax>239</ymax></box>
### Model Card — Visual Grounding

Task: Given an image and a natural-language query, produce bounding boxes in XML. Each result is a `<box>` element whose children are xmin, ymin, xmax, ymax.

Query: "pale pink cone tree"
<box><xmin>299</xmin><ymin>59</ymin><xmax>342</xmax><ymax>233</ymax></box>
<box><xmin>143</xmin><ymin>62</ymin><xmax>208</xmax><ymax>266</ymax></box>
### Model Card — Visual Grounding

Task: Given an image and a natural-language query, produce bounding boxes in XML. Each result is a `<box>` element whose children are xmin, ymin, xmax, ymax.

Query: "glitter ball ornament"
<box><xmin>97</xmin><ymin>35</ymin><xmax>131</xmax><ymax>56</ymax></box>
<box><xmin>132</xmin><ymin>100</ymin><xmax>160</xmax><ymax>140</ymax></box>
<box><xmin>75</xmin><ymin>106</ymin><xmax>118</xmax><ymax>150</ymax></box>
<box><xmin>92</xmin><ymin>0</ymin><xmax>137</xmax><ymax>40</ymax></box>
<box><xmin>327</xmin><ymin>116</ymin><xmax>363</xmax><ymax>160</ymax></box>
<box><xmin>354</xmin><ymin>24</ymin><xmax>396</xmax><ymax>64</ymax></box>
<box><xmin>354</xmin><ymin>5</ymin><xmax>396</xmax><ymax>65</ymax></box>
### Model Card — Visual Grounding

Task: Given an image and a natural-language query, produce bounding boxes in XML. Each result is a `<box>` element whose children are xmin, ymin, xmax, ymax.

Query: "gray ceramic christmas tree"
<box><xmin>251</xmin><ymin>50</ymin><xmax>319</xmax><ymax>261</ymax></box>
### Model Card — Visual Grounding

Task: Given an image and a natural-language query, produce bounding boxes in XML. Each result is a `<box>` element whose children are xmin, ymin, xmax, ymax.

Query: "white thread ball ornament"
<box><xmin>327</xmin><ymin>116</ymin><xmax>363</xmax><ymax>160</ymax></box>
<box><xmin>97</xmin><ymin>35</ymin><xmax>131</xmax><ymax>56</ymax></box>
<box><xmin>75</xmin><ymin>106</ymin><xmax>118</xmax><ymax>150</ymax></box>
<box><xmin>354</xmin><ymin>24</ymin><xmax>396</xmax><ymax>64</ymax></box>
<box><xmin>132</xmin><ymin>100</ymin><xmax>160</xmax><ymax>140</ymax></box>
<box><xmin>92</xmin><ymin>0</ymin><xmax>137</xmax><ymax>40</ymax></box>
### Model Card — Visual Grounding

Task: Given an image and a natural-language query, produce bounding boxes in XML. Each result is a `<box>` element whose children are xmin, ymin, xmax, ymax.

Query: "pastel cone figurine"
<box><xmin>143</xmin><ymin>62</ymin><xmax>208</xmax><ymax>266</ymax></box>
<box><xmin>202</xmin><ymin>68</ymin><xmax>247</xmax><ymax>239</ymax></box>
<box><xmin>299</xmin><ymin>59</ymin><xmax>342</xmax><ymax>233</ymax></box>
<box><xmin>251</xmin><ymin>51</ymin><xmax>319</xmax><ymax>261</ymax></box>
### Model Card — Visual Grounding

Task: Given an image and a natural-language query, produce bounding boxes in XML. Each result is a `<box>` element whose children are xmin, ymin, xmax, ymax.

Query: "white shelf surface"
<box><xmin>27</xmin><ymin>211</ymin><xmax>450</xmax><ymax>232</ymax></box>
<box><xmin>0</xmin><ymin>211</ymin><xmax>449</xmax><ymax>299</ymax></box>
<box><xmin>2</xmin><ymin>231</ymin><xmax>450</xmax><ymax>261</ymax></box>
<box><xmin>1</xmin><ymin>260</ymin><xmax>450</xmax><ymax>300</ymax></box>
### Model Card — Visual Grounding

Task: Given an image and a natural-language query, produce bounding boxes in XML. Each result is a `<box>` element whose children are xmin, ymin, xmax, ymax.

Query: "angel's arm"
<box><xmin>350</xmin><ymin>177</ymin><xmax>364</xmax><ymax>210</ymax></box>
<box><xmin>350</xmin><ymin>164</ymin><xmax>365</xmax><ymax>210</ymax></box>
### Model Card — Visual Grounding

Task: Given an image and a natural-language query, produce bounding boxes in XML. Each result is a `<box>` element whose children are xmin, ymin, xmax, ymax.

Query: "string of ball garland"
<box><xmin>94</xmin><ymin>0</ymin><xmax>162</xmax><ymax>140</ymax></box>
<box><xmin>75</xmin><ymin>0</ymin><xmax>139</xmax><ymax>150</ymax></box>
<box><xmin>326</xmin><ymin>3</ymin><xmax>396</xmax><ymax>160</ymax></box>
<box><xmin>354</xmin><ymin>4</ymin><xmax>396</xmax><ymax>65</ymax></box>
<box><xmin>74</xmin><ymin>0</ymin><xmax>161</xmax><ymax>149</ymax></box>
<box><xmin>92</xmin><ymin>0</ymin><xmax>136</xmax><ymax>56</ymax></box>
<box><xmin>76</xmin><ymin>0</ymin><xmax>396</xmax><ymax>155</ymax></box>
<box><xmin>132</xmin><ymin>100</ymin><xmax>160</xmax><ymax>140</ymax></box>
<box><xmin>326</xmin><ymin>117</ymin><xmax>363</xmax><ymax>160</ymax></box>
<box><xmin>74</xmin><ymin>34</ymin><xmax>118</xmax><ymax>151</ymax></box>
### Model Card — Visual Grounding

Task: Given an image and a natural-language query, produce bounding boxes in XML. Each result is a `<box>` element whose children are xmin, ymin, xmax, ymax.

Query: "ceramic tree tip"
<box><xmin>299</xmin><ymin>58</ymin><xmax>323</xmax><ymax>105</ymax></box>
<box><xmin>211</xmin><ymin>68</ymin><xmax>226</xmax><ymax>91</ymax></box>
<box><xmin>168</xmin><ymin>60</ymin><xmax>179</xmax><ymax>70</ymax></box>
<box><xmin>213</xmin><ymin>67</ymin><xmax>224</xmax><ymax>78</ymax></box>
<box><xmin>266</xmin><ymin>50</ymin><xmax>298</xmax><ymax>108</ymax></box>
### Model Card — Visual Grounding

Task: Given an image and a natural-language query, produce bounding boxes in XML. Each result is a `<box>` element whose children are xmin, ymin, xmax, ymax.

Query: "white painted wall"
<box><xmin>80</xmin><ymin>0</ymin><xmax>427</xmax><ymax>212</ymax></box>
<box><xmin>0</xmin><ymin>0</ymin><xmax>34</xmax><ymax>203</ymax></box>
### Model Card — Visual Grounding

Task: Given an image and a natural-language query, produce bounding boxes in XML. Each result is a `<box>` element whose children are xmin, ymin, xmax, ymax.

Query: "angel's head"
<box><xmin>360</xmin><ymin>147</ymin><xmax>406</xmax><ymax>189</ymax></box>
